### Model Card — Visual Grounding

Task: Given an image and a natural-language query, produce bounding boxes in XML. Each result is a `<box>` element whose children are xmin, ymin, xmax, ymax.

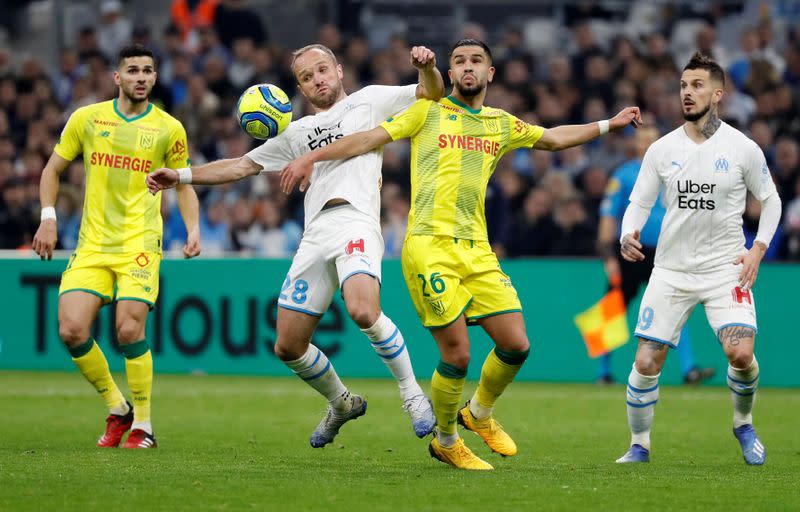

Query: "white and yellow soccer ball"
<box><xmin>235</xmin><ymin>83</ymin><xmax>292</xmax><ymax>140</ymax></box>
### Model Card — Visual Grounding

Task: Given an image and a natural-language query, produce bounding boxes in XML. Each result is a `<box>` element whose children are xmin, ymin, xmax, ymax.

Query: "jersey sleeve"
<box><xmin>246</xmin><ymin>128</ymin><xmax>297</xmax><ymax>173</ymax></box>
<box><xmin>505</xmin><ymin>113</ymin><xmax>545</xmax><ymax>150</ymax></box>
<box><xmin>628</xmin><ymin>147</ymin><xmax>661</xmax><ymax>208</ymax></box>
<box><xmin>53</xmin><ymin>107</ymin><xmax>88</xmax><ymax>161</ymax></box>
<box><xmin>742</xmin><ymin>141</ymin><xmax>778</xmax><ymax>202</ymax></box>
<box><xmin>165</xmin><ymin>122</ymin><xmax>190</xmax><ymax>169</ymax></box>
<box><xmin>361</xmin><ymin>84</ymin><xmax>418</xmax><ymax>120</ymax></box>
<box><xmin>380</xmin><ymin>99</ymin><xmax>431</xmax><ymax>141</ymax></box>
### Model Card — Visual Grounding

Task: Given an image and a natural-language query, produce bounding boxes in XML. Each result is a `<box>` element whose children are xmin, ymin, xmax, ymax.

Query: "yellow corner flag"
<box><xmin>574</xmin><ymin>281</ymin><xmax>629</xmax><ymax>358</ymax></box>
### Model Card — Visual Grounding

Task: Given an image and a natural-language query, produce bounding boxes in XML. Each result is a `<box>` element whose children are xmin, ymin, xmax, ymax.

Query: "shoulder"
<box><xmin>151</xmin><ymin>105</ymin><xmax>185</xmax><ymax>131</ymax></box>
<box><xmin>723</xmin><ymin>123</ymin><xmax>760</xmax><ymax>153</ymax></box>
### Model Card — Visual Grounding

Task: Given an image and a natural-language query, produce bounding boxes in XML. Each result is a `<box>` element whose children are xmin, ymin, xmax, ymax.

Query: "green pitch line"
<box><xmin>0</xmin><ymin>371</ymin><xmax>798</xmax><ymax>511</ymax></box>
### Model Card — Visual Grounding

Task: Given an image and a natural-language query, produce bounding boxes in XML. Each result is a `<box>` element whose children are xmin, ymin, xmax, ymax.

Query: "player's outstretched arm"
<box><xmin>32</xmin><ymin>152</ymin><xmax>71</xmax><ymax>260</ymax></box>
<box><xmin>280</xmin><ymin>126</ymin><xmax>394</xmax><ymax>194</ymax></box>
<box><xmin>533</xmin><ymin>107</ymin><xmax>642</xmax><ymax>152</ymax></box>
<box><xmin>175</xmin><ymin>184</ymin><xmax>201</xmax><ymax>259</ymax></box>
<box><xmin>146</xmin><ymin>156</ymin><xmax>262</xmax><ymax>194</ymax></box>
<box><xmin>411</xmin><ymin>46</ymin><xmax>444</xmax><ymax>100</ymax></box>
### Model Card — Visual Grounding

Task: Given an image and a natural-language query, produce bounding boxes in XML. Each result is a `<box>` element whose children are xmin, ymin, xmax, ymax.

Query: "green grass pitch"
<box><xmin>1</xmin><ymin>371</ymin><xmax>798</xmax><ymax>511</ymax></box>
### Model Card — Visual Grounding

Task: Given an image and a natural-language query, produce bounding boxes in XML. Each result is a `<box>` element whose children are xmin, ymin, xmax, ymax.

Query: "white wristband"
<box><xmin>598</xmin><ymin>119</ymin><xmax>610</xmax><ymax>135</ymax></box>
<box><xmin>177</xmin><ymin>167</ymin><xmax>192</xmax><ymax>184</ymax></box>
<box><xmin>41</xmin><ymin>206</ymin><xmax>56</xmax><ymax>222</ymax></box>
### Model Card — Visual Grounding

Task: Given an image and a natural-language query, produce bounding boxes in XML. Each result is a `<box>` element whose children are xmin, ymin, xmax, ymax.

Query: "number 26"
<box><xmin>417</xmin><ymin>272</ymin><xmax>446</xmax><ymax>297</ymax></box>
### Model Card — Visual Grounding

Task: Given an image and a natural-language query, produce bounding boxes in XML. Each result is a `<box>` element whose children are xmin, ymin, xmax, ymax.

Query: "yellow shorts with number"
<box><xmin>401</xmin><ymin>235</ymin><xmax>522</xmax><ymax>329</ymax></box>
<box><xmin>59</xmin><ymin>250</ymin><xmax>161</xmax><ymax>307</ymax></box>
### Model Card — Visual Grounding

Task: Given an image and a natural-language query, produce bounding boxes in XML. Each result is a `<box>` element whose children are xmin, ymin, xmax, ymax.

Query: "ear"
<box><xmin>713</xmin><ymin>85</ymin><xmax>724</xmax><ymax>105</ymax></box>
<box><xmin>447</xmin><ymin>68</ymin><xmax>454</xmax><ymax>85</ymax></box>
<box><xmin>113</xmin><ymin>71</ymin><xmax>121</xmax><ymax>86</ymax></box>
<box><xmin>487</xmin><ymin>66</ymin><xmax>496</xmax><ymax>83</ymax></box>
<box><xmin>336</xmin><ymin>63</ymin><xmax>344</xmax><ymax>80</ymax></box>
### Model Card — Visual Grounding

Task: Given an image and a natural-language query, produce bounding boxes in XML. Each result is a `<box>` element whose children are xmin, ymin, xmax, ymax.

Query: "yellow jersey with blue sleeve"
<box><xmin>380</xmin><ymin>95</ymin><xmax>544</xmax><ymax>242</ymax></box>
<box><xmin>54</xmin><ymin>99</ymin><xmax>189</xmax><ymax>254</ymax></box>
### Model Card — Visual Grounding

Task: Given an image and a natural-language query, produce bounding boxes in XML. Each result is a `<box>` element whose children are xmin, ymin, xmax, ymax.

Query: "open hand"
<box><xmin>733</xmin><ymin>242</ymin><xmax>766</xmax><ymax>291</ymax></box>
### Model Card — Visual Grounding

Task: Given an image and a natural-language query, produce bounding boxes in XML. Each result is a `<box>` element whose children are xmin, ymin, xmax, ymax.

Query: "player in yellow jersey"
<box><xmin>31</xmin><ymin>44</ymin><xmax>201</xmax><ymax>449</ymax></box>
<box><xmin>281</xmin><ymin>39</ymin><xmax>642</xmax><ymax>469</ymax></box>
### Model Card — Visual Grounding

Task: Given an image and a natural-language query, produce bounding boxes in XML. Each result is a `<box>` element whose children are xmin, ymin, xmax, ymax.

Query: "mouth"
<box><xmin>683</xmin><ymin>99</ymin><xmax>694</xmax><ymax>107</ymax></box>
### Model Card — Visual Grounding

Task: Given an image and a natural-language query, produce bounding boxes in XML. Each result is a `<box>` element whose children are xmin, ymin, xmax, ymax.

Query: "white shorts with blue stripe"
<box><xmin>634</xmin><ymin>265</ymin><xmax>758</xmax><ymax>347</ymax></box>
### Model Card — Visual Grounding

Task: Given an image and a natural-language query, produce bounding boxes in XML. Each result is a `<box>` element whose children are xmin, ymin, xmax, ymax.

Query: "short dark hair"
<box><xmin>683</xmin><ymin>51</ymin><xmax>725</xmax><ymax>86</ymax></box>
<box><xmin>117</xmin><ymin>44</ymin><xmax>156</xmax><ymax>68</ymax></box>
<box><xmin>449</xmin><ymin>38</ymin><xmax>492</xmax><ymax>63</ymax></box>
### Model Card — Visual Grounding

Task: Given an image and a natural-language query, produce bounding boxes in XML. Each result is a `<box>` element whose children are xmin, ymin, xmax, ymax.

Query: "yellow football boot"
<box><xmin>428</xmin><ymin>436</ymin><xmax>494</xmax><ymax>470</ymax></box>
<box><xmin>457</xmin><ymin>401</ymin><xmax>517</xmax><ymax>457</ymax></box>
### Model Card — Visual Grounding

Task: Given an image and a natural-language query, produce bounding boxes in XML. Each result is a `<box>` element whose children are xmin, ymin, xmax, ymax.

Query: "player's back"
<box><xmin>640</xmin><ymin>122</ymin><xmax>775</xmax><ymax>271</ymax></box>
<box><xmin>54</xmin><ymin>100</ymin><xmax>189</xmax><ymax>254</ymax></box>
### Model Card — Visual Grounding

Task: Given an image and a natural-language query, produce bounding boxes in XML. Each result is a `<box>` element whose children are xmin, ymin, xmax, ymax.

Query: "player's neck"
<box><xmin>116</xmin><ymin>95</ymin><xmax>150</xmax><ymax>117</ymax></box>
<box><xmin>683</xmin><ymin>106</ymin><xmax>721</xmax><ymax>144</ymax></box>
<box><xmin>448</xmin><ymin>90</ymin><xmax>485</xmax><ymax>111</ymax></box>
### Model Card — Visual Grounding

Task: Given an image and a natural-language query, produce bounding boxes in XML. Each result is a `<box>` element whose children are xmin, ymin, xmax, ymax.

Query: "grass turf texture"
<box><xmin>1</xmin><ymin>371</ymin><xmax>797</xmax><ymax>511</ymax></box>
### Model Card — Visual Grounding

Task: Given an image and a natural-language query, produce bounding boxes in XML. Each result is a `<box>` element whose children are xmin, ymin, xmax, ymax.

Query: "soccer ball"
<box><xmin>235</xmin><ymin>83</ymin><xmax>292</xmax><ymax>140</ymax></box>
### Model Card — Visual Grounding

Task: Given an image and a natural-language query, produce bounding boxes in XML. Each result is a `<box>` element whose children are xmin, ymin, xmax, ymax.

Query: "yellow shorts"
<box><xmin>59</xmin><ymin>250</ymin><xmax>161</xmax><ymax>307</ymax></box>
<box><xmin>401</xmin><ymin>235</ymin><xmax>522</xmax><ymax>328</ymax></box>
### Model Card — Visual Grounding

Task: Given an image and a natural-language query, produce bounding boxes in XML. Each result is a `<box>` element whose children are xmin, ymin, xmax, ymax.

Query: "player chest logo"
<box><xmin>714</xmin><ymin>156</ymin><xmax>730</xmax><ymax>173</ymax></box>
<box><xmin>138</xmin><ymin>131</ymin><xmax>156</xmax><ymax>150</ymax></box>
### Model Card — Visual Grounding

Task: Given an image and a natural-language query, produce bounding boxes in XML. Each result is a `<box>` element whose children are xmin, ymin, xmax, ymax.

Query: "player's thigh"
<box><xmin>113</xmin><ymin>251</ymin><xmax>161</xmax><ymax>307</ymax></box>
<box><xmin>402</xmin><ymin>235</ymin><xmax>472</xmax><ymax>329</ymax></box>
<box><xmin>115</xmin><ymin>299</ymin><xmax>151</xmax><ymax>343</ymax></box>
<box><xmin>278</xmin><ymin>232</ymin><xmax>337</xmax><ymax>317</ymax></box>
<box><xmin>478</xmin><ymin>312</ymin><xmax>529</xmax><ymax>352</ymax></box>
<box><xmin>333</xmin><ymin>209</ymin><xmax>383</xmax><ymax>322</ymax></box>
<box><xmin>57</xmin><ymin>291</ymin><xmax>104</xmax><ymax>345</ymax></box>
<box><xmin>58</xmin><ymin>250</ymin><xmax>115</xmax><ymax>305</ymax></box>
<box><xmin>461</xmin><ymin>241</ymin><xmax>522</xmax><ymax>326</ymax></box>
<box><xmin>274</xmin><ymin>306</ymin><xmax>323</xmax><ymax>360</ymax></box>
<box><xmin>634</xmin><ymin>269</ymin><xmax>697</xmax><ymax>348</ymax></box>
<box><xmin>340</xmin><ymin>273</ymin><xmax>381</xmax><ymax>325</ymax></box>
<box><xmin>702</xmin><ymin>271</ymin><xmax>757</xmax><ymax>364</ymax></box>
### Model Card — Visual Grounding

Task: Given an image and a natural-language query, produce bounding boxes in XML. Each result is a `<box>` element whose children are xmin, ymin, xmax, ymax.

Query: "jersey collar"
<box><xmin>444</xmin><ymin>95</ymin><xmax>482</xmax><ymax>115</ymax></box>
<box><xmin>113</xmin><ymin>98</ymin><xmax>153</xmax><ymax>123</ymax></box>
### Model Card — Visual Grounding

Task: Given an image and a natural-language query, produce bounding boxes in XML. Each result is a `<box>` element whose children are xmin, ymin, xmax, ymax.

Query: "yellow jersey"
<box><xmin>54</xmin><ymin>99</ymin><xmax>189</xmax><ymax>253</ymax></box>
<box><xmin>381</xmin><ymin>96</ymin><xmax>544</xmax><ymax>241</ymax></box>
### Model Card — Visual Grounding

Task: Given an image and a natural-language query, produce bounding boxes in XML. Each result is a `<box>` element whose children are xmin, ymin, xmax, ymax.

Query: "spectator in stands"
<box><xmin>773</xmin><ymin>137</ymin><xmax>800</xmax><ymax>206</ymax></box>
<box><xmin>249</xmin><ymin>197</ymin><xmax>301</xmax><ymax>257</ymax></box>
<box><xmin>506</xmin><ymin>187</ymin><xmax>559</xmax><ymax>257</ymax></box>
<box><xmin>214</xmin><ymin>0</ymin><xmax>266</xmax><ymax>49</ymax></box>
<box><xmin>97</xmin><ymin>0</ymin><xmax>132</xmax><ymax>61</ymax></box>
<box><xmin>170</xmin><ymin>0</ymin><xmax>219</xmax><ymax>48</ymax></box>
<box><xmin>0</xmin><ymin>177</ymin><xmax>36</xmax><ymax>249</ymax></box>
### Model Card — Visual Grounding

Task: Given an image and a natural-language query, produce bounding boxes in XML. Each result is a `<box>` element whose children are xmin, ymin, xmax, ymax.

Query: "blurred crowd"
<box><xmin>1</xmin><ymin>0</ymin><xmax>799</xmax><ymax>260</ymax></box>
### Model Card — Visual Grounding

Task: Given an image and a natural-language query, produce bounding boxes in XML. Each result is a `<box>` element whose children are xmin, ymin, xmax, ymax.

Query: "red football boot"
<box><xmin>96</xmin><ymin>402</ymin><xmax>133</xmax><ymax>448</ymax></box>
<box><xmin>122</xmin><ymin>429</ymin><xmax>157</xmax><ymax>449</ymax></box>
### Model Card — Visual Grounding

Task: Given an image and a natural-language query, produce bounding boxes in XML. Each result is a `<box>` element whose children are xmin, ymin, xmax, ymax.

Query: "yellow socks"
<box><xmin>121</xmin><ymin>339</ymin><xmax>153</xmax><ymax>434</ymax></box>
<box><xmin>69</xmin><ymin>338</ymin><xmax>127</xmax><ymax>415</ymax></box>
<box><xmin>431</xmin><ymin>361</ymin><xmax>467</xmax><ymax>443</ymax></box>
<box><xmin>471</xmin><ymin>348</ymin><xmax>529</xmax><ymax>420</ymax></box>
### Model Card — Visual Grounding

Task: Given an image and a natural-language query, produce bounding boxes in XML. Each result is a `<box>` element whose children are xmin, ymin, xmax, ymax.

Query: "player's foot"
<box><xmin>402</xmin><ymin>394</ymin><xmax>436</xmax><ymax>438</ymax></box>
<box><xmin>596</xmin><ymin>374</ymin><xmax>615</xmax><ymax>385</ymax></box>
<box><xmin>309</xmin><ymin>394</ymin><xmax>367</xmax><ymax>448</ymax></box>
<box><xmin>121</xmin><ymin>429</ymin><xmax>157</xmax><ymax>449</ymax></box>
<box><xmin>428</xmin><ymin>436</ymin><xmax>493</xmax><ymax>470</ymax></box>
<box><xmin>733</xmin><ymin>424</ymin><xmax>766</xmax><ymax>465</ymax></box>
<box><xmin>96</xmin><ymin>401</ymin><xmax>133</xmax><ymax>448</ymax></box>
<box><xmin>615</xmin><ymin>444</ymin><xmax>650</xmax><ymax>463</ymax></box>
<box><xmin>457</xmin><ymin>401</ymin><xmax>517</xmax><ymax>456</ymax></box>
<box><xmin>683</xmin><ymin>366</ymin><xmax>716</xmax><ymax>385</ymax></box>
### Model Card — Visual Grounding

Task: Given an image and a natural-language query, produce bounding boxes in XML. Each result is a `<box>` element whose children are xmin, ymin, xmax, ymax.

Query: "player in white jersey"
<box><xmin>146</xmin><ymin>44</ymin><xmax>445</xmax><ymax>447</ymax></box>
<box><xmin>615</xmin><ymin>53</ymin><xmax>781</xmax><ymax>465</ymax></box>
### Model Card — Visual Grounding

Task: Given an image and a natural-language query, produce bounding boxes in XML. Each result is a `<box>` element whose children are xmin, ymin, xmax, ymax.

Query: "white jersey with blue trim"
<box><xmin>246</xmin><ymin>84</ymin><xmax>418</xmax><ymax>229</ymax></box>
<box><xmin>629</xmin><ymin>121</ymin><xmax>778</xmax><ymax>272</ymax></box>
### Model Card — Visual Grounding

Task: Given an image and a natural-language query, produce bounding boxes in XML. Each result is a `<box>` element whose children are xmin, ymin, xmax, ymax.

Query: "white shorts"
<box><xmin>634</xmin><ymin>266</ymin><xmax>757</xmax><ymax>347</ymax></box>
<box><xmin>277</xmin><ymin>204</ymin><xmax>383</xmax><ymax>316</ymax></box>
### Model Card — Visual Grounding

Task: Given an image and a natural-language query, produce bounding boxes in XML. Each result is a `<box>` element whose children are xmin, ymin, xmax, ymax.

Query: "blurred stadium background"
<box><xmin>1</xmin><ymin>1</ymin><xmax>799</xmax><ymax>510</ymax></box>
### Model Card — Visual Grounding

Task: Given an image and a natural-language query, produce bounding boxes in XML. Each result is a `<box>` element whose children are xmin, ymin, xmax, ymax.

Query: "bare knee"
<box><xmin>346</xmin><ymin>300</ymin><xmax>380</xmax><ymax>329</ymax></box>
<box><xmin>445</xmin><ymin>350</ymin><xmax>470</xmax><ymax>370</ymax></box>
<box><xmin>116</xmin><ymin>318</ymin><xmax>144</xmax><ymax>344</ymax></box>
<box><xmin>634</xmin><ymin>340</ymin><xmax>668</xmax><ymax>375</ymax></box>
<box><xmin>728</xmin><ymin>349</ymin><xmax>754</xmax><ymax>369</ymax></box>
<box><xmin>58</xmin><ymin>319</ymin><xmax>90</xmax><ymax>348</ymax></box>
<box><xmin>274</xmin><ymin>337</ymin><xmax>306</xmax><ymax>361</ymax></box>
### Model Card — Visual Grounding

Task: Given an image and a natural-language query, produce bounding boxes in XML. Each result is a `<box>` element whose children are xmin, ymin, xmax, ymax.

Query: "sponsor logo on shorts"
<box><xmin>345</xmin><ymin>239</ymin><xmax>365</xmax><ymax>255</ymax></box>
<box><xmin>731</xmin><ymin>286</ymin><xmax>752</xmax><ymax>305</ymax></box>
<box><xmin>131</xmin><ymin>268</ymin><xmax>151</xmax><ymax>280</ymax></box>
<box><xmin>135</xmin><ymin>253</ymin><xmax>150</xmax><ymax>267</ymax></box>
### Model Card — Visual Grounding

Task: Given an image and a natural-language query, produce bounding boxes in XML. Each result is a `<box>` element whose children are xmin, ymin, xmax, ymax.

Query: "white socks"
<box><xmin>284</xmin><ymin>344</ymin><xmax>348</xmax><ymax>411</ymax></box>
<box><xmin>362</xmin><ymin>313</ymin><xmax>424</xmax><ymax>400</ymax></box>
<box><xmin>626</xmin><ymin>364</ymin><xmax>660</xmax><ymax>450</ymax></box>
<box><xmin>727</xmin><ymin>356</ymin><xmax>759</xmax><ymax>428</ymax></box>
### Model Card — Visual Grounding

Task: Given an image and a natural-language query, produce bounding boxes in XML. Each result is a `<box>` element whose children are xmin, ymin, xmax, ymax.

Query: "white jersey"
<box><xmin>246</xmin><ymin>84</ymin><xmax>418</xmax><ymax>229</ymax></box>
<box><xmin>629</xmin><ymin>121</ymin><xmax>778</xmax><ymax>272</ymax></box>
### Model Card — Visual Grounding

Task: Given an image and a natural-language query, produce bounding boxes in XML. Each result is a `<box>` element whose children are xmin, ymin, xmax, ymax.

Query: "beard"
<box><xmin>682</xmin><ymin>101</ymin><xmax>710</xmax><ymax>122</ymax></box>
<box><xmin>308</xmin><ymin>83</ymin><xmax>341</xmax><ymax>110</ymax></box>
<box><xmin>122</xmin><ymin>85</ymin><xmax>151</xmax><ymax>104</ymax></box>
<box><xmin>455</xmin><ymin>80</ymin><xmax>485</xmax><ymax>98</ymax></box>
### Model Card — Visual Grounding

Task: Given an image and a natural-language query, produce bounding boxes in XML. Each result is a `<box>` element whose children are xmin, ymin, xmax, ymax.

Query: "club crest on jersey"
<box><xmin>138</xmin><ymin>132</ymin><xmax>155</xmax><ymax>149</ymax></box>
<box><xmin>714</xmin><ymin>157</ymin><xmax>729</xmax><ymax>173</ymax></box>
<box><xmin>345</xmin><ymin>239</ymin><xmax>365</xmax><ymax>255</ymax></box>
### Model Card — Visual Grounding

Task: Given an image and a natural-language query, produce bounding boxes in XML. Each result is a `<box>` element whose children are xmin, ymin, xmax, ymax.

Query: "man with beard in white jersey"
<box><xmin>146</xmin><ymin>44</ymin><xmax>444</xmax><ymax>447</ymax></box>
<box><xmin>615</xmin><ymin>52</ymin><xmax>781</xmax><ymax>465</ymax></box>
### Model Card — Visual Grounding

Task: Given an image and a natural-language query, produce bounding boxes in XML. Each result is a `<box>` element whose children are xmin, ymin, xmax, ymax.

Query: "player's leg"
<box><xmin>706</xmin><ymin>276</ymin><xmax>763</xmax><ymax>464</ymax></box>
<box><xmin>115</xmin><ymin>299</ymin><xmax>156</xmax><ymax>448</ymax></box>
<box><xmin>341</xmin><ymin>270</ymin><xmax>434</xmax><ymax>437</ymax></box>
<box><xmin>458</xmin><ymin>312</ymin><xmax>528</xmax><ymax>457</ymax></box>
<box><xmin>427</xmin><ymin>317</ymin><xmax>492</xmax><ymax>470</ymax></box>
<box><xmin>676</xmin><ymin>327</ymin><xmax>716</xmax><ymax>384</ymax></box>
